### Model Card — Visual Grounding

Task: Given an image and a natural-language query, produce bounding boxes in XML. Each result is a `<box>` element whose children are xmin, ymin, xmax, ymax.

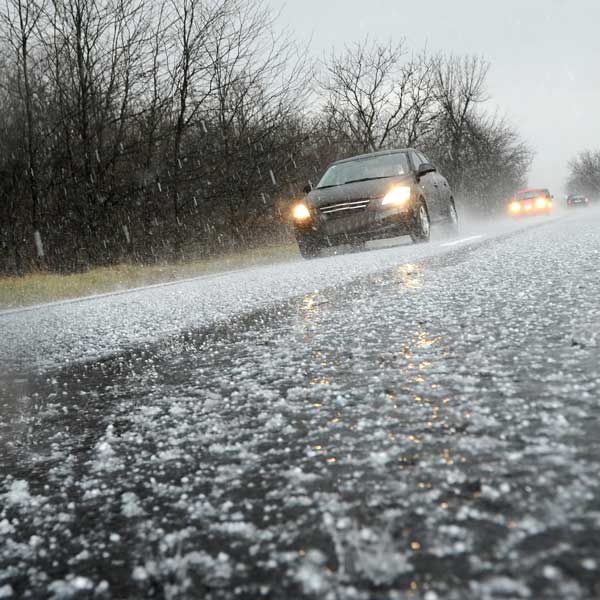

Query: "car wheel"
<box><xmin>297</xmin><ymin>234</ymin><xmax>323</xmax><ymax>259</ymax></box>
<box><xmin>410</xmin><ymin>200</ymin><xmax>431</xmax><ymax>243</ymax></box>
<box><xmin>443</xmin><ymin>199</ymin><xmax>459</xmax><ymax>236</ymax></box>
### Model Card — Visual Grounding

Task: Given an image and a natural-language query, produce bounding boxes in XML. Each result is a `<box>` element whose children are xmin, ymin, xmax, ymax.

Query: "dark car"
<box><xmin>566</xmin><ymin>194</ymin><xmax>590</xmax><ymax>208</ymax></box>
<box><xmin>508</xmin><ymin>188</ymin><xmax>553</xmax><ymax>216</ymax></box>
<box><xmin>290</xmin><ymin>149</ymin><xmax>458</xmax><ymax>258</ymax></box>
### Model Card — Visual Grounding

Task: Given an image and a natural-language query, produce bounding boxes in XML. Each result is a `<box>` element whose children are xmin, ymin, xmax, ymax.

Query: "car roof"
<box><xmin>516</xmin><ymin>187</ymin><xmax>547</xmax><ymax>194</ymax></box>
<box><xmin>332</xmin><ymin>148</ymin><xmax>415</xmax><ymax>165</ymax></box>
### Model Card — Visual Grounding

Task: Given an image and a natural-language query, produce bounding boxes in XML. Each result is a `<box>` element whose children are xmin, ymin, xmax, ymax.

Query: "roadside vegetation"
<box><xmin>566</xmin><ymin>150</ymin><xmax>600</xmax><ymax>198</ymax></box>
<box><xmin>0</xmin><ymin>0</ymin><xmax>531</xmax><ymax>279</ymax></box>
<box><xmin>0</xmin><ymin>241</ymin><xmax>298</xmax><ymax>309</ymax></box>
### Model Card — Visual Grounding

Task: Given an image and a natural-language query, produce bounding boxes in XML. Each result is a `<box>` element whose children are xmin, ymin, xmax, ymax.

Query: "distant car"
<box><xmin>508</xmin><ymin>188</ymin><xmax>553</xmax><ymax>217</ymax></box>
<box><xmin>566</xmin><ymin>194</ymin><xmax>590</xmax><ymax>208</ymax></box>
<box><xmin>291</xmin><ymin>148</ymin><xmax>459</xmax><ymax>259</ymax></box>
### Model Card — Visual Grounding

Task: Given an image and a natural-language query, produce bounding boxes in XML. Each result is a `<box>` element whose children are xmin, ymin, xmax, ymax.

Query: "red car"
<box><xmin>508</xmin><ymin>188</ymin><xmax>553</xmax><ymax>216</ymax></box>
<box><xmin>566</xmin><ymin>194</ymin><xmax>590</xmax><ymax>208</ymax></box>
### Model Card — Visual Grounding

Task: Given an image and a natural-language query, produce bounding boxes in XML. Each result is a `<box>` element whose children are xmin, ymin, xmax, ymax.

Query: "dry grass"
<box><xmin>0</xmin><ymin>243</ymin><xmax>299</xmax><ymax>310</ymax></box>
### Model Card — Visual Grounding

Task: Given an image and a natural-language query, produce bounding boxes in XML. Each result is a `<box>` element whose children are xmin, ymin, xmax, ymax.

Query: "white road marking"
<box><xmin>439</xmin><ymin>234</ymin><xmax>485</xmax><ymax>248</ymax></box>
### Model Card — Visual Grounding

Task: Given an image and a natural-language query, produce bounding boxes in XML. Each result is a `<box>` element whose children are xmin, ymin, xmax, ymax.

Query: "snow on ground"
<box><xmin>0</xmin><ymin>216</ymin><xmax>552</xmax><ymax>374</ymax></box>
<box><xmin>1</xmin><ymin>210</ymin><xmax>600</xmax><ymax>598</ymax></box>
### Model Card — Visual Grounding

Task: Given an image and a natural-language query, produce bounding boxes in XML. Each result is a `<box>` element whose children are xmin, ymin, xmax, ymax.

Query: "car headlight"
<box><xmin>509</xmin><ymin>201</ymin><xmax>521</xmax><ymax>213</ymax></box>
<box><xmin>382</xmin><ymin>185</ymin><xmax>411</xmax><ymax>207</ymax></box>
<box><xmin>292</xmin><ymin>203</ymin><xmax>311</xmax><ymax>221</ymax></box>
<box><xmin>535</xmin><ymin>197</ymin><xmax>547</xmax><ymax>209</ymax></box>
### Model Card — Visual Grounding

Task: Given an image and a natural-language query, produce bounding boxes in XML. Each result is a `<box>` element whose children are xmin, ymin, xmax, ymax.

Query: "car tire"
<box><xmin>410</xmin><ymin>200</ymin><xmax>431</xmax><ymax>244</ymax></box>
<box><xmin>297</xmin><ymin>234</ymin><xmax>323</xmax><ymax>259</ymax></box>
<box><xmin>443</xmin><ymin>199</ymin><xmax>459</xmax><ymax>236</ymax></box>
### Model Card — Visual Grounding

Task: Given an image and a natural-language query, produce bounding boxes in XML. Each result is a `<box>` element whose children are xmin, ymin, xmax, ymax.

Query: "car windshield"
<box><xmin>317</xmin><ymin>152</ymin><xmax>410</xmax><ymax>189</ymax></box>
<box><xmin>516</xmin><ymin>190</ymin><xmax>547</xmax><ymax>200</ymax></box>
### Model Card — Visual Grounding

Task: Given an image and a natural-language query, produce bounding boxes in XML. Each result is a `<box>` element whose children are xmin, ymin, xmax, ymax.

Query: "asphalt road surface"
<box><xmin>1</xmin><ymin>209</ymin><xmax>600</xmax><ymax>599</ymax></box>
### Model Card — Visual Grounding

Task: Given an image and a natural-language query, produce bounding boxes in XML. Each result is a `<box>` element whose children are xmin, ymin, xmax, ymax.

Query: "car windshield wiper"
<box><xmin>315</xmin><ymin>184</ymin><xmax>340</xmax><ymax>190</ymax></box>
<box><xmin>343</xmin><ymin>175</ymin><xmax>395</xmax><ymax>184</ymax></box>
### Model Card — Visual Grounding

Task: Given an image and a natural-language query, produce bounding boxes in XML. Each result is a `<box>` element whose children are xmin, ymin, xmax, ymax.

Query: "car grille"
<box><xmin>318</xmin><ymin>199</ymin><xmax>370</xmax><ymax>218</ymax></box>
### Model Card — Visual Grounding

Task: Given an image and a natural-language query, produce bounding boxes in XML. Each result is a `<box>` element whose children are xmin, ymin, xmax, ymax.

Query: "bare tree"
<box><xmin>35</xmin><ymin>0</ymin><xmax>152</xmax><ymax>262</ymax></box>
<box><xmin>136</xmin><ymin>0</ymin><xmax>170</xmax><ymax>174</ymax></box>
<box><xmin>462</xmin><ymin>114</ymin><xmax>532</xmax><ymax>210</ymax></box>
<box><xmin>199</xmin><ymin>0</ymin><xmax>311</xmax><ymax>238</ymax></box>
<box><xmin>164</xmin><ymin>0</ymin><xmax>230</xmax><ymax>224</ymax></box>
<box><xmin>1</xmin><ymin>0</ymin><xmax>46</xmax><ymax>264</ymax></box>
<box><xmin>0</xmin><ymin>0</ymin><xmax>318</xmax><ymax>272</ymax></box>
<box><xmin>319</xmin><ymin>38</ymin><xmax>437</xmax><ymax>153</ymax></box>
<box><xmin>566</xmin><ymin>150</ymin><xmax>600</xmax><ymax>198</ymax></box>
<box><xmin>0</xmin><ymin>56</ymin><xmax>28</xmax><ymax>273</ymax></box>
<box><xmin>433</xmin><ymin>54</ymin><xmax>490</xmax><ymax>193</ymax></box>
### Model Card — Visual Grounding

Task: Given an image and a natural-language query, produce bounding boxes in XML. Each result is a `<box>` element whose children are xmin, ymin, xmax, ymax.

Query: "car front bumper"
<box><xmin>294</xmin><ymin>203</ymin><xmax>414</xmax><ymax>245</ymax></box>
<box><xmin>509</xmin><ymin>208</ymin><xmax>552</xmax><ymax>217</ymax></box>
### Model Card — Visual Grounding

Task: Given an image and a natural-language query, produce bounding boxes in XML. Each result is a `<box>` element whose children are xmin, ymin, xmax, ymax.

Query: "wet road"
<box><xmin>1</xmin><ymin>210</ymin><xmax>600</xmax><ymax>599</ymax></box>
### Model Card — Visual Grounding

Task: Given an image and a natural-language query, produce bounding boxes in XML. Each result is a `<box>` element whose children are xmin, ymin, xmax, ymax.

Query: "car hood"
<box><xmin>306</xmin><ymin>176</ymin><xmax>413</xmax><ymax>208</ymax></box>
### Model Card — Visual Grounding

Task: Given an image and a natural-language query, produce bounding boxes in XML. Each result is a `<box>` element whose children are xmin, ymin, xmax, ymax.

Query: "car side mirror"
<box><xmin>417</xmin><ymin>163</ymin><xmax>436</xmax><ymax>178</ymax></box>
<box><xmin>303</xmin><ymin>183</ymin><xmax>313</xmax><ymax>194</ymax></box>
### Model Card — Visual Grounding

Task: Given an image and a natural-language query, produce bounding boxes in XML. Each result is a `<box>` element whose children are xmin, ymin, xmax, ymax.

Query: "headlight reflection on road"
<box><xmin>400</xmin><ymin>323</ymin><xmax>455</xmax><ymax>445</ymax></box>
<box><xmin>303</xmin><ymin>295</ymin><xmax>315</xmax><ymax>312</ymax></box>
<box><xmin>416</xmin><ymin>331</ymin><xmax>441</xmax><ymax>349</ymax></box>
<box><xmin>441</xmin><ymin>448</ymin><xmax>455</xmax><ymax>465</ymax></box>
<box><xmin>300</xmin><ymin>293</ymin><xmax>324</xmax><ymax>333</ymax></box>
<box><xmin>394</xmin><ymin>263</ymin><xmax>424</xmax><ymax>291</ymax></box>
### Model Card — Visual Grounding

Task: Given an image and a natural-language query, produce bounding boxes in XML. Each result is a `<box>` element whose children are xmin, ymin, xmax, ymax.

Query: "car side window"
<box><xmin>419</xmin><ymin>152</ymin><xmax>441</xmax><ymax>175</ymax></box>
<box><xmin>409</xmin><ymin>151</ymin><xmax>422</xmax><ymax>172</ymax></box>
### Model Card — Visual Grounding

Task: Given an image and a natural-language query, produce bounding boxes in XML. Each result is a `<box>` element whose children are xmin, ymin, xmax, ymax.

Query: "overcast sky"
<box><xmin>271</xmin><ymin>0</ymin><xmax>600</xmax><ymax>194</ymax></box>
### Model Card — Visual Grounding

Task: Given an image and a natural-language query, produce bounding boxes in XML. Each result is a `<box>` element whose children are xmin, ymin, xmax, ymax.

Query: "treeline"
<box><xmin>566</xmin><ymin>150</ymin><xmax>600</xmax><ymax>198</ymax></box>
<box><xmin>318</xmin><ymin>40</ymin><xmax>532</xmax><ymax>213</ymax></box>
<box><xmin>0</xmin><ymin>0</ymin><xmax>531</xmax><ymax>275</ymax></box>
